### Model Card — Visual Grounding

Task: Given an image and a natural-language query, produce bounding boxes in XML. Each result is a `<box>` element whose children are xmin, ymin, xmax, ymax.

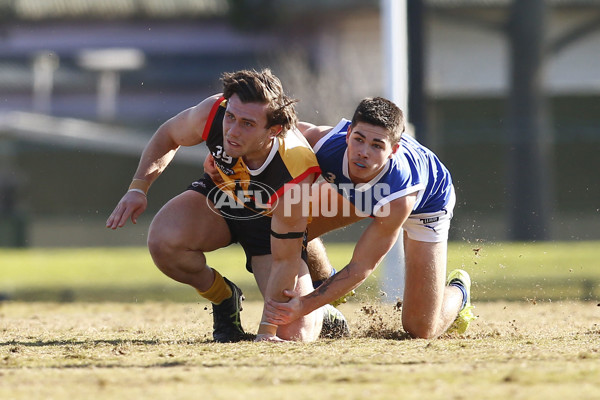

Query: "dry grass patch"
<box><xmin>1</xmin><ymin>301</ymin><xmax>599</xmax><ymax>400</ymax></box>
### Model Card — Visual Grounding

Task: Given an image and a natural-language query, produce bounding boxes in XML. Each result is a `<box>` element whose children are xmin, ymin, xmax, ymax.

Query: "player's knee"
<box><xmin>147</xmin><ymin>227</ymin><xmax>179</xmax><ymax>267</ymax></box>
<box><xmin>402</xmin><ymin>315</ymin><xmax>438</xmax><ymax>339</ymax></box>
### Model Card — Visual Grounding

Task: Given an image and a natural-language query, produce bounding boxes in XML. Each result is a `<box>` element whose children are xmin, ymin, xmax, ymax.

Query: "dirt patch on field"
<box><xmin>343</xmin><ymin>300</ymin><xmax>600</xmax><ymax>340</ymax></box>
<box><xmin>1</xmin><ymin>301</ymin><xmax>598</xmax><ymax>400</ymax></box>
<box><xmin>352</xmin><ymin>301</ymin><xmax>409</xmax><ymax>339</ymax></box>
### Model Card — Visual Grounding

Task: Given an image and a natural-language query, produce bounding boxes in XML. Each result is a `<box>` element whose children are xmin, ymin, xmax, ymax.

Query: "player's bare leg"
<box><xmin>252</xmin><ymin>254</ymin><xmax>323</xmax><ymax>342</ymax></box>
<box><xmin>147</xmin><ymin>190</ymin><xmax>231</xmax><ymax>291</ymax></box>
<box><xmin>307</xmin><ymin>182</ymin><xmax>366</xmax><ymax>241</ymax></box>
<box><xmin>307</xmin><ymin>182</ymin><xmax>364</xmax><ymax>283</ymax></box>
<box><xmin>400</xmin><ymin>231</ymin><xmax>463</xmax><ymax>339</ymax></box>
<box><xmin>307</xmin><ymin>182</ymin><xmax>364</xmax><ymax>303</ymax></box>
<box><xmin>306</xmin><ymin>238</ymin><xmax>333</xmax><ymax>283</ymax></box>
<box><xmin>148</xmin><ymin>190</ymin><xmax>247</xmax><ymax>342</ymax></box>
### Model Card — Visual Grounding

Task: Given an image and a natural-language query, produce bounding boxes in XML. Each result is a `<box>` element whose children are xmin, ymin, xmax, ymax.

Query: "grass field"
<box><xmin>1</xmin><ymin>241</ymin><xmax>599</xmax><ymax>302</ymax></box>
<box><xmin>1</xmin><ymin>242</ymin><xmax>600</xmax><ymax>399</ymax></box>
<box><xmin>1</xmin><ymin>301</ymin><xmax>599</xmax><ymax>399</ymax></box>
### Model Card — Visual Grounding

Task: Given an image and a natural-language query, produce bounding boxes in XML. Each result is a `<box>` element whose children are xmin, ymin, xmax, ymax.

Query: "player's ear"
<box><xmin>345</xmin><ymin>125</ymin><xmax>353</xmax><ymax>143</ymax></box>
<box><xmin>269</xmin><ymin>125</ymin><xmax>283</xmax><ymax>137</ymax></box>
<box><xmin>390</xmin><ymin>143</ymin><xmax>400</xmax><ymax>157</ymax></box>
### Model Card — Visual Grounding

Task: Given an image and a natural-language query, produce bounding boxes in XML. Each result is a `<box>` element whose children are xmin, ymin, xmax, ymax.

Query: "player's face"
<box><xmin>222</xmin><ymin>94</ymin><xmax>280</xmax><ymax>168</ymax></box>
<box><xmin>346</xmin><ymin>122</ymin><xmax>399</xmax><ymax>184</ymax></box>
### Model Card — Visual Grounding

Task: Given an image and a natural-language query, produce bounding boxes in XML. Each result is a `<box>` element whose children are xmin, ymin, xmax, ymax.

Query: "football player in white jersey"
<box><xmin>266</xmin><ymin>97</ymin><xmax>476</xmax><ymax>338</ymax></box>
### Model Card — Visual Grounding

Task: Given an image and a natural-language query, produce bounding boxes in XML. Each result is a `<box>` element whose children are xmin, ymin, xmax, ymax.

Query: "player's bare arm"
<box><xmin>106</xmin><ymin>94</ymin><xmax>222</xmax><ymax>229</ymax></box>
<box><xmin>297</xmin><ymin>121</ymin><xmax>333</xmax><ymax>148</ymax></box>
<box><xmin>265</xmin><ymin>193</ymin><xmax>417</xmax><ymax>325</ymax></box>
<box><xmin>131</xmin><ymin>93</ymin><xmax>221</xmax><ymax>182</ymax></box>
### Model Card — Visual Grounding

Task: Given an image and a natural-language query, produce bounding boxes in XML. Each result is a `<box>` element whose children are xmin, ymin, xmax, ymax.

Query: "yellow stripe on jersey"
<box><xmin>277</xmin><ymin>129</ymin><xmax>321</xmax><ymax>180</ymax></box>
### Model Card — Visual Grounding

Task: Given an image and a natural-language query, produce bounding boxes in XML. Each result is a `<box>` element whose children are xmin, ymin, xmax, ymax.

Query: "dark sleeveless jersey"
<box><xmin>202</xmin><ymin>96</ymin><xmax>321</xmax><ymax>217</ymax></box>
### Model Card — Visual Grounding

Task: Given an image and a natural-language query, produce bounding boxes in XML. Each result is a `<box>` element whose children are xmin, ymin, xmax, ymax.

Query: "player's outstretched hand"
<box><xmin>264</xmin><ymin>289</ymin><xmax>303</xmax><ymax>326</ymax></box>
<box><xmin>106</xmin><ymin>191</ymin><xmax>147</xmax><ymax>229</ymax></box>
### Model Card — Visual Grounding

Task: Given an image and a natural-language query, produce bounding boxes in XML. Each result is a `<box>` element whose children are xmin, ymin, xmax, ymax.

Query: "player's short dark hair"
<box><xmin>221</xmin><ymin>69</ymin><xmax>298</xmax><ymax>136</ymax></box>
<box><xmin>351</xmin><ymin>97</ymin><xmax>405</xmax><ymax>144</ymax></box>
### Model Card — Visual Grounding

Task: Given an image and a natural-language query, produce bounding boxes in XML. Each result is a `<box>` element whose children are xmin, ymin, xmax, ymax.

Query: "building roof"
<box><xmin>0</xmin><ymin>0</ymin><xmax>598</xmax><ymax>21</ymax></box>
<box><xmin>0</xmin><ymin>0</ymin><xmax>228</xmax><ymax>20</ymax></box>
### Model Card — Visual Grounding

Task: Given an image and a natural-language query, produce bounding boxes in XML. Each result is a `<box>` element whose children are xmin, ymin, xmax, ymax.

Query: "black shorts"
<box><xmin>187</xmin><ymin>174</ymin><xmax>307</xmax><ymax>272</ymax></box>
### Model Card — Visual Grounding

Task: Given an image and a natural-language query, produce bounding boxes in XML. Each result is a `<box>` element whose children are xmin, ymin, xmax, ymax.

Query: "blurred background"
<box><xmin>0</xmin><ymin>0</ymin><xmax>599</xmax><ymax>248</ymax></box>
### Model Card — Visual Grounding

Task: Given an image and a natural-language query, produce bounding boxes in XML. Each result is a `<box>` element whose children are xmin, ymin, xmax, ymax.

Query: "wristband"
<box><xmin>127</xmin><ymin>188</ymin><xmax>147</xmax><ymax>196</ymax></box>
<box><xmin>128</xmin><ymin>178</ymin><xmax>150</xmax><ymax>195</ymax></box>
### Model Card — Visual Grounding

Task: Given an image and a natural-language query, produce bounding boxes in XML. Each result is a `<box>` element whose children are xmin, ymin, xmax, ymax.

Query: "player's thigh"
<box><xmin>148</xmin><ymin>190</ymin><xmax>231</xmax><ymax>251</ymax></box>
<box><xmin>401</xmin><ymin>232</ymin><xmax>448</xmax><ymax>317</ymax></box>
<box><xmin>307</xmin><ymin>182</ymin><xmax>365</xmax><ymax>240</ymax></box>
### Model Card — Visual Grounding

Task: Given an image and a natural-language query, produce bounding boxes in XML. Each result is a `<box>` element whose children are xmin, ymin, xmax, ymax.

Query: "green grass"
<box><xmin>1</xmin><ymin>241</ymin><xmax>599</xmax><ymax>302</ymax></box>
<box><xmin>448</xmin><ymin>241</ymin><xmax>599</xmax><ymax>301</ymax></box>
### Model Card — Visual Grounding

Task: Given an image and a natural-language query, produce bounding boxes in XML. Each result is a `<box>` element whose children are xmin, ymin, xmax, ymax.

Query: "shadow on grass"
<box><xmin>1</xmin><ymin>338</ymin><xmax>164</xmax><ymax>347</ymax></box>
<box><xmin>0</xmin><ymin>285</ymin><xmax>265</xmax><ymax>303</ymax></box>
<box><xmin>1</xmin><ymin>277</ymin><xmax>597</xmax><ymax>304</ymax></box>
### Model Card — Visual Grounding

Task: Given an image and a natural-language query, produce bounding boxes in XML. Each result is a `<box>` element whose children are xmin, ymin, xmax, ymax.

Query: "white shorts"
<box><xmin>402</xmin><ymin>186</ymin><xmax>456</xmax><ymax>243</ymax></box>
